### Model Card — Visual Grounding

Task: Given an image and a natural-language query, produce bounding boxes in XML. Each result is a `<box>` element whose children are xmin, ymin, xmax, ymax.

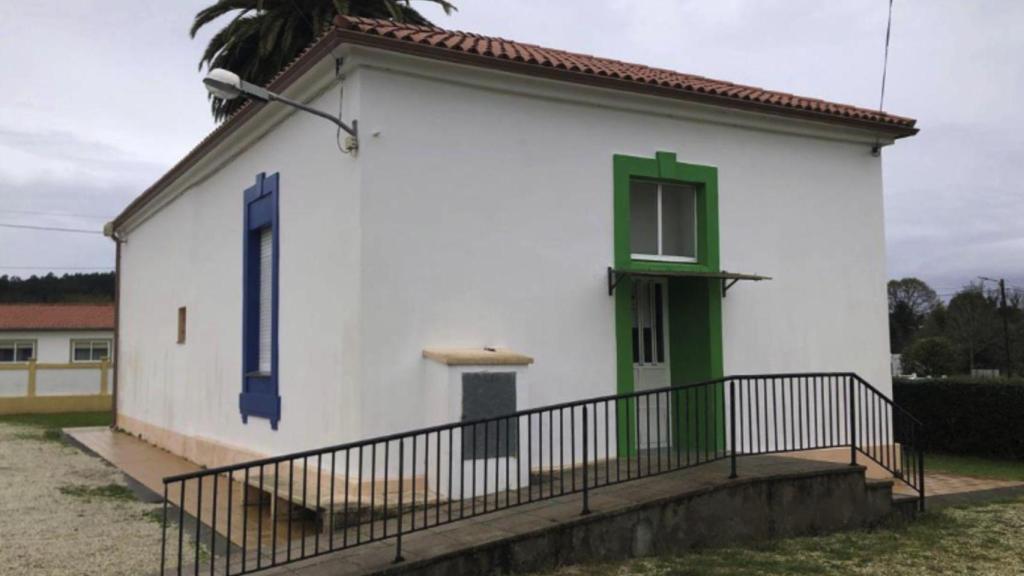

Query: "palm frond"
<box><xmin>192</xmin><ymin>0</ymin><xmax>458</xmax><ymax>121</ymax></box>
<box><xmin>190</xmin><ymin>0</ymin><xmax>258</xmax><ymax>38</ymax></box>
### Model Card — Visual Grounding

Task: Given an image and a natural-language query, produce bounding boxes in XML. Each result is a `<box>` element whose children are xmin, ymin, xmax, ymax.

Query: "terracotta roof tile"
<box><xmin>0</xmin><ymin>304</ymin><xmax>114</xmax><ymax>331</ymax></box>
<box><xmin>335</xmin><ymin>15</ymin><xmax>916</xmax><ymax>130</ymax></box>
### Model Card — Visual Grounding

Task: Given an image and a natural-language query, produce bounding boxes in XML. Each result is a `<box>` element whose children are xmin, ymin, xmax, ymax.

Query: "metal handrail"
<box><xmin>158</xmin><ymin>372</ymin><xmax>924</xmax><ymax>575</ymax></box>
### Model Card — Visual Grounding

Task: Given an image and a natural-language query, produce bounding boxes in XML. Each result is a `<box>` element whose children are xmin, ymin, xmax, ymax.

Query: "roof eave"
<box><xmin>333</xmin><ymin>28</ymin><xmax>918</xmax><ymax>139</ymax></box>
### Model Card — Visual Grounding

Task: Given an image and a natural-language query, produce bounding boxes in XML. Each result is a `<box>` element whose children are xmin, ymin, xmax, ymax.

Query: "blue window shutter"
<box><xmin>240</xmin><ymin>172</ymin><xmax>281</xmax><ymax>429</ymax></box>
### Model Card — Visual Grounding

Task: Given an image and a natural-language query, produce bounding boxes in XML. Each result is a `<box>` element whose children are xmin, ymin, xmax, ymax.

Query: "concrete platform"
<box><xmin>254</xmin><ymin>456</ymin><xmax>895</xmax><ymax>576</ymax></box>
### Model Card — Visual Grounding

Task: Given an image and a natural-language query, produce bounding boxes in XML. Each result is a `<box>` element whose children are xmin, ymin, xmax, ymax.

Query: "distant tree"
<box><xmin>902</xmin><ymin>336</ymin><xmax>957</xmax><ymax>377</ymax></box>
<box><xmin>946</xmin><ymin>284</ymin><xmax>999</xmax><ymax>373</ymax></box>
<box><xmin>887</xmin><ymin>278</ymin><xmax>940</xmax><ymax>353</ymax></box>
<box><xmin>0</xmin><ymin>272</ymin><xmax>115</xmax><ymax>303</ymax></box>
<box><xmin>916</xmin><ymin>301</ymin><xmax>948</xmax><ymax>339</ymax></box>
<box><xmin>192</xmin><ymin>0</ymin><xmax>457</xmax><ymax>121</ymax></box>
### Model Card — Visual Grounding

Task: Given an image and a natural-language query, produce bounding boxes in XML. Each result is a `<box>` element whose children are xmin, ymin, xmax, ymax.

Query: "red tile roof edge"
<box><xmin>112</xmin><ymin>17</ymin><xmax>916</xmax><ymax>231</ymax></box>
<box><xmin>333</xmin><ymin>16</ymin><xmax>917</xmax><ymax>131</ymax></box>
<box><xmin>0</xmin><ymin>303</ymin><xmax>115</xmax><ymax>331</ymax></box>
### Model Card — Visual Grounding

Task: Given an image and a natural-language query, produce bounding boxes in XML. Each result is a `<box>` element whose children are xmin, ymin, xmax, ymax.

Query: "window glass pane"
<box><xmin>661</xmin><ymin>184</ymin><xmax>697</xmax><ymax>259</ymax></box>
<box><xmin>16</xmin><ymin>344</ymin><xmax>33</xmax><ymax>362</ymax></box>
<box><xmin>74</xmin><ymin>345</ymin><xmax>91</xmax><ymax>361</ymax></box>
<box><xmin>92</xmin><ymin>344</ymin><xmax>109</xmax><ymax>361</ymax></box>
<box><xmin>0</xmin><ymin>345</ymin><xmax>14</xmax><ymax>362</ymax></box>
<box><xmin>629</xmin><ymin>181</ymin><xmax>659</xmax><ymax>255</ymax></box>
<box><xmin>258</xmin><ymin>227</ymin><xmax>273</xmax><ymax>373</ymax></box>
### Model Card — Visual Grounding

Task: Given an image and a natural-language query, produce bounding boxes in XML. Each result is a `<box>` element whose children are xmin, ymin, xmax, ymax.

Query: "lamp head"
<box><xmin>203</xmin><ymin>68</ymin><xmax>242</xmax><ymax>100</ymax></box>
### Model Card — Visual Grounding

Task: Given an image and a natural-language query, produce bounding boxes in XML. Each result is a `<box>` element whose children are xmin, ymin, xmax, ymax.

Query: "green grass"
<box><xmin>926</xmin><ymin>453</ymin><xmax>1024</xmax><ymax>482</ymax></box>
<box><xmin>0</xmin><ymin>411</ymin><xmax>112</xmax><ymax>428</ymax></box>
<box><xmin>142</xmin><ymin>508</ymin><xmax>166</xmax><ymax>525</ymax></box>
<box><xmin>0</xmin><ymin>411</ymin><xmax>111</xmax><ymax>442</ymax></box>
<box><xmin>59</xmin><ymin>483</ymin><xmax>136</xmax><ymax>502</ymax></box>
<box><xmin>544</xmin><ymin>498</ymin><xmax>1024</xmax><ymax>575</ymax></box>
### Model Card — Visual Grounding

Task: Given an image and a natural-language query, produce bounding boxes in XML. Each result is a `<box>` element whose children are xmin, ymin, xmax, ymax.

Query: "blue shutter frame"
<box><xmin>240</xmin><ymin>172</ymin><xmax>281</xmax><ymax>429</ymax></box>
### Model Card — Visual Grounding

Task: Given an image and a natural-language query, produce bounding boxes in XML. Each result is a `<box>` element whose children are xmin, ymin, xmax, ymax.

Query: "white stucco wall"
<box><xmin>116</xmin><ymin>49</ymin><xmax>896</xmax><ymax>463</ymax></box>
<box><xmin>116</xmin><ymin>78</ymin><xmax>362</xmax><ymax>458</ymax></box>
<box><xmin>353</xmin><ymin>58</ymin><xmax>892</xmax><ymax>440</ymax></box>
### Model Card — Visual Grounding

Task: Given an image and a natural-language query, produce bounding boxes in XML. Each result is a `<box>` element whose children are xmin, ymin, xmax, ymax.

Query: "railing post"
<box><xmin>918</xmin><ymin>447</ymin><xmax>926</xmax><ymax>512</ymax></box>
<box><xmin>581</xmin><ymin>405</ymin><xmax>591</xmax><ymax>515</ymax></box>
<box><xmin>848</xmin><ymin>376</ymin><xmax>857</xmax><ymax>466</ymax></box>
<box><xmin>160</xmin><ymin>482</ymin><xmax>168</xmax><ymax>575</ymax></box>
<box><xmin>729</xmin><ymin>380</ymin><xmax>737</xmax><ymax>479</ymax></box>
<box><xmin>395</xmin><ymin>439</ymin><xmax>405</xmax><ymax>563</ymax></box>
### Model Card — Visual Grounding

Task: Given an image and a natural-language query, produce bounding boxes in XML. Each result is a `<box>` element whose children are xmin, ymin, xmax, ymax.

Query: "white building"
<box><xmin>0</xmin><ymin>303</ymin><xmax>114</xmax><ymax>398</ymax></box>
<box><xmin>108</xmin><ymin>16</ymin><xmax>917</xmax><ymax>469</ymax></box>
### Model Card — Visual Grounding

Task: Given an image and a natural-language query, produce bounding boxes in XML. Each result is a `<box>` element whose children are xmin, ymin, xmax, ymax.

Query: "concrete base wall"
<box><xmin>384</xmin><ymin>467</ymin><xmax>893</xmax><ymax>576</ymax></box>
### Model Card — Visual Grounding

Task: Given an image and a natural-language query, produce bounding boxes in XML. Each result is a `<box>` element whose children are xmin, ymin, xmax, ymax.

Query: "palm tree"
<box><xmin>192</xmin><ymin>0</ymin><xmax>456</xmax><ymax>120</ymax></box>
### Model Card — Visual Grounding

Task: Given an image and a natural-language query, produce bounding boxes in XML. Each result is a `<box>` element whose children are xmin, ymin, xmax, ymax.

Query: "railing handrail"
<box><xmin>162</xmin><ymin>372</ymin><xmax>909</xmax><ymax>483</ymax></box>
<box><xmin>849</xmin><ymin>373</ymin><xmax>925</xmax><ymax>427</ymax></box>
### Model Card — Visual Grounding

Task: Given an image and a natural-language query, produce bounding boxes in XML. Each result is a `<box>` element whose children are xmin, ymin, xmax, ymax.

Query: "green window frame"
<box><xmin>614</xmin><ymin>151</ymin><xmax>719</xmax><ymax>274</ymax></box>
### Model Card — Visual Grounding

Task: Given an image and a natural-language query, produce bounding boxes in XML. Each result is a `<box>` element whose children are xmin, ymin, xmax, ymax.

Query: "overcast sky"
<box><xmin>1</xmin><ymin>0</ymin><xmax>1021</xmax><ymax>298</ymax></box>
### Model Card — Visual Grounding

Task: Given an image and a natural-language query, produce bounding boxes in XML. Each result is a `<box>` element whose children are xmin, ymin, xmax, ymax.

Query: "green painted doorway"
<box><xmin>612</xmin><ymin>151</ymin><xmax>725</xmax><ymax>458</ymax></box>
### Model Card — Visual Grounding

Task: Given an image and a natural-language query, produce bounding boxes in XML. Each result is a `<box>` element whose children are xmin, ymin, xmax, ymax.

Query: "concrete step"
<box><xmin>891</xmin><ymin>492</ymin><xmax>922</xmax><ymax>520</ymax></box>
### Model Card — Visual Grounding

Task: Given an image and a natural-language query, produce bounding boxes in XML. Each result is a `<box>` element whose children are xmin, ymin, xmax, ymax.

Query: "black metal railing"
<box><xmin>159</xmin><ymin>372</ymin><xmax>923</xmax><ymax>575</ymax></box>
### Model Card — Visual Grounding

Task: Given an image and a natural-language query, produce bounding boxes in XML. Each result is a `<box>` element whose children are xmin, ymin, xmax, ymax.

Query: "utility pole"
<box><xmin>980</xmin><ymin>277</ymin><xmax>1012</xmax><ymax>377</ymax></box>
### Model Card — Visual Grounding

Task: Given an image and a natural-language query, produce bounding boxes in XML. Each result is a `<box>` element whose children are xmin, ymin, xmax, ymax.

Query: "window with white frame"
<box><xmin>71</xmin><ymin>339</ymin><xmax>112</xmax><ymax>363</ymax></box>
<box><xmin>629</xmin><ymin>180</ymin><xmax>698</xmax><ymax>262</ymax></box>
<box><xmin>0</xmin><ymin>341</ymin><xmax>35</xmax><ymax>363</ymax></box>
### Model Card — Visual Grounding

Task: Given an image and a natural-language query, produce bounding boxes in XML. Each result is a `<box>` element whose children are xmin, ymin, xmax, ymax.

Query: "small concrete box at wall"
<box><xmin>423</xmin><ymin>347</ymin><xmax>532</xmax><ymax>498</ymax></box>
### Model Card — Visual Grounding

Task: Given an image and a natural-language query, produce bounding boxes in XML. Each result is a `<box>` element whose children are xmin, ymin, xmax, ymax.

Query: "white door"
<box><xmin>632</xmin><ymin>278</ymin><xmax>671</xmax><ymax>449</ymax></box>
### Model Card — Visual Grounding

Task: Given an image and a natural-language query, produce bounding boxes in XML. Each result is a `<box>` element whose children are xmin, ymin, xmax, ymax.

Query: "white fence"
<box><xmin>0</xmin><ymin>360</ymin><xmax>112</xmax><ymax>414</ymax></box>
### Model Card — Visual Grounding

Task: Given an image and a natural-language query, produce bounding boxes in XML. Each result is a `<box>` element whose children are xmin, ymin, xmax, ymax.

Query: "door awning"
<box><xmin>607</xmin><ymin>266</ymin><xmax>771</xmax><ymax>297</ymax></box>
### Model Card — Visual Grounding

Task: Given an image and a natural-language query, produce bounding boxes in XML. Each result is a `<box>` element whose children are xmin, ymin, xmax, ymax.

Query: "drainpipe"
<box><xmin>103</xmin><ymin>222</ymin><xmax>123</xmax><ymax>429</ymax></box>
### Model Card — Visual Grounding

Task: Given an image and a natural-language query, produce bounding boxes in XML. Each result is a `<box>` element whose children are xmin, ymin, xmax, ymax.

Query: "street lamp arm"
<box><xmin>204</xmin><ymin>68</ymin><xmax>358</xmax><ymax>139</ymax></box>
<box><xmin>267</xmin><ymin>90</ymin><xmax>357</xmax><ymax>138</ymax></box>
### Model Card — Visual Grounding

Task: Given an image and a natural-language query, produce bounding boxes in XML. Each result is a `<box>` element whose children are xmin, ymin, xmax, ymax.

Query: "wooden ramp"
<box><xmin>64</xmin><ymin>427</ymin><xmax>441</xmax><ymax>552</ymax></box>
<box><xmin>64</xmin><ymin>427</ymin><xmax>312</xmax><ymax>551</ymax></box>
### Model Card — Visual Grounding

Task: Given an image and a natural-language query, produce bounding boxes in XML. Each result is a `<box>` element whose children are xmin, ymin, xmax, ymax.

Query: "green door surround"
<box><xmin>613</xmin><ymin>151</ymin><xmax>724</xmax><ymax>455</ymax></box>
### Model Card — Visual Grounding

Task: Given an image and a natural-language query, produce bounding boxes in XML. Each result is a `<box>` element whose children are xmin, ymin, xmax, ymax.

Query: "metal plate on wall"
<box><xmin>462</xmin><ymin>372</ymin><xmax>518</xmax><ymax>459</ymax></box>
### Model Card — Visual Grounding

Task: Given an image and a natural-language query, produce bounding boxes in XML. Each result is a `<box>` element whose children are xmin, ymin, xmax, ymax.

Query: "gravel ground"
<box><xmin>0</xmin><ymin>420</ymin><xmax>186</xmax><ymax>575</ymax></box>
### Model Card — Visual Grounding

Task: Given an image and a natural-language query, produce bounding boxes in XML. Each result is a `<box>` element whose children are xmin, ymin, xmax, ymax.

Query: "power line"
<box><xmin>0</xmin><ymin>222</ymin><xmax>104</xmax><ymax>235</ymax></box>
<box><xmin>0</xmin><ymin>208</ymin><xmax>111</xmax><ymax>220</ymax></box>
<box><xmin>879</xmin><ymin>0</ymin><xmax>894</xmax><ymax>110</ymax></box>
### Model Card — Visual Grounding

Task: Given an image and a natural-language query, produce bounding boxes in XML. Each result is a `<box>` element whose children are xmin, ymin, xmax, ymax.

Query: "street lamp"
<box><xmin>203</xmin><ymin>68</ymin><xmax>358</xmax><ymax>147</ymax></box>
